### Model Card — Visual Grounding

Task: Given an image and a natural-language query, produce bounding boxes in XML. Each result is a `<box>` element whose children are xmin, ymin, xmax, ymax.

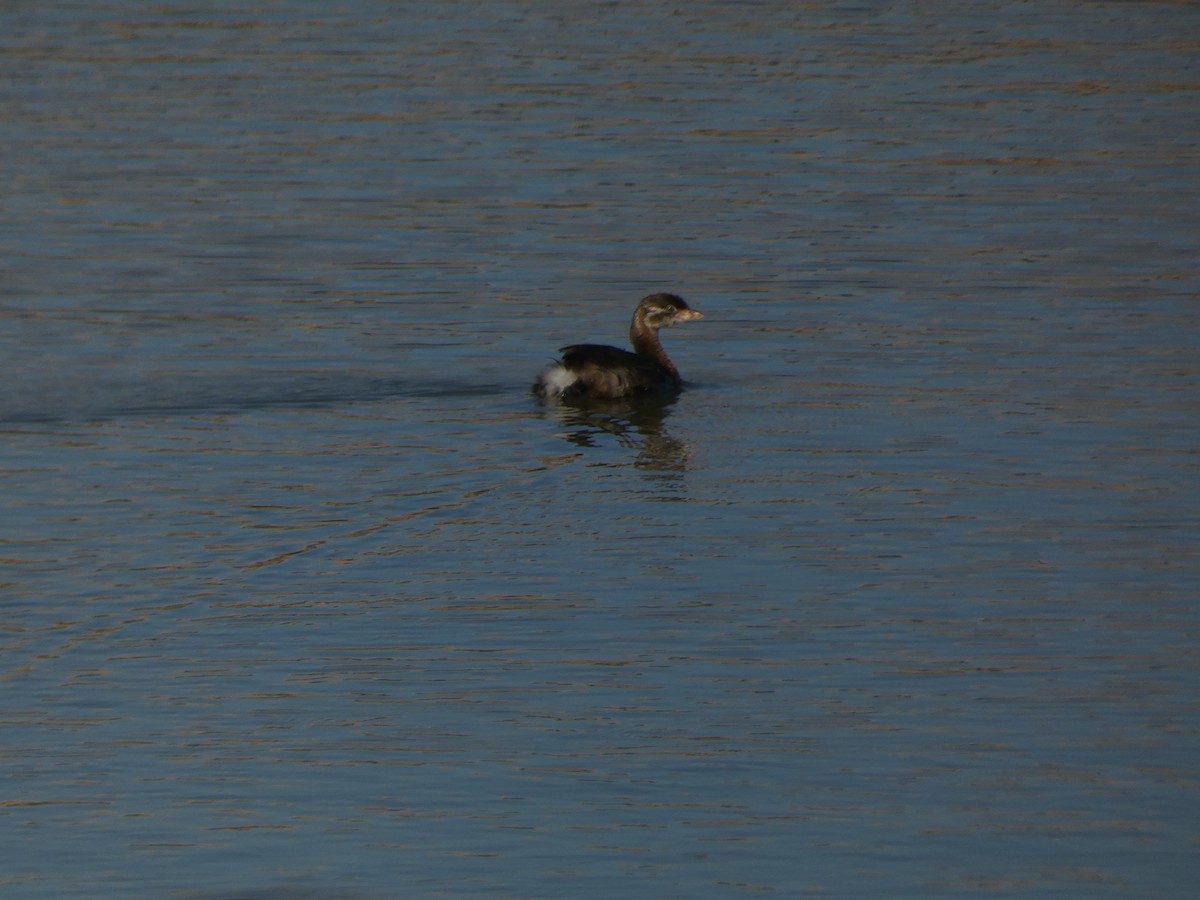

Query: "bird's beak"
<box><xmin>677</xmin><ymin>309</ymin><xmax>704</xmax><ymax>322</ymax></box>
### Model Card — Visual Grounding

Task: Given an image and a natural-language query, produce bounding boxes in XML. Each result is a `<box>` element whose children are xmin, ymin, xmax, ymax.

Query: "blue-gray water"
<box><xmin>2</xmin><ymin>2</ymin><xmax>1198</xmax><ymax>898</ymax></box>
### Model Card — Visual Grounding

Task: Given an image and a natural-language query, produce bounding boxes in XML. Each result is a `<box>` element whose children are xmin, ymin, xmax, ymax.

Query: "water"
<box><xmin>2</xmin><ymin>2</ymin><xmax>1198</xmax><ymax>897</ymax></box>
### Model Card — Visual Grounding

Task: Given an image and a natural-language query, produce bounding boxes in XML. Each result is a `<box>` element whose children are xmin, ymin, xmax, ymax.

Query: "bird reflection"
<box><xmin>539</xmin><ymin>389</ymin><xmax>692</xmax><ymax>473</ymax></box>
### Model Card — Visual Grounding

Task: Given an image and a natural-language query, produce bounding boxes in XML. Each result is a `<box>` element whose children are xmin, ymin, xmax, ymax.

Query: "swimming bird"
<box><xmin>534</xmin><ymin>293</ymin><xmax>703</xmax><ymax>400</ymax></box>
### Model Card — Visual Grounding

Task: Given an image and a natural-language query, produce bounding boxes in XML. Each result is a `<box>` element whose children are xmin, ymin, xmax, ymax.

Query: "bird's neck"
<box><xmin>630</xmin><ymin>318</ymin><xmax>678</xmax><ymax>378</ymax></box>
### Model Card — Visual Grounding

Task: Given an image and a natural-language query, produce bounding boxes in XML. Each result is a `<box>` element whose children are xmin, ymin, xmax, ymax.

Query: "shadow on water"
<box><xmin>536</xmin><ymin>387</ymin><xmax>692</xmax><ymax>474</ymax></box>
<box><xmin>0</xmin><ymin>372</ymin><xmax>512</xmax><ymax>426</ymax></box>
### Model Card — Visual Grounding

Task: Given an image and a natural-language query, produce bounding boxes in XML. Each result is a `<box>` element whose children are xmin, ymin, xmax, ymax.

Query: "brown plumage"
<box><xmin>534</xmin><ymin>293</ymin><xmax>704</xmax><ymax>400</ymax></box>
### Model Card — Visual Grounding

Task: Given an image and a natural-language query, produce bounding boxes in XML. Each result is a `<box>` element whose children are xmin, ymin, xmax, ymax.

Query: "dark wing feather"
<box><xmin>558</xmin><ymin>343</ymin><xmax>643</xmax><ymax>369</ymax></box>
<box><xmin>556</xmin><ymin>343</ymin><xmax>675</xmax><ymax>399</ymax></box>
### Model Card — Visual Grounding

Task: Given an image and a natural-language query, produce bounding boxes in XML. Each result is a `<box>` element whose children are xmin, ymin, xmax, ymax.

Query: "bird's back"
<box><xmin>539</xmin><ymin>343</ymin><xmax>677</xmax><ymax>399</ymax></box>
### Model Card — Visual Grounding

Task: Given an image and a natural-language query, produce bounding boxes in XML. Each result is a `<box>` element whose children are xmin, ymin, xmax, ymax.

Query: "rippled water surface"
<box><xmin>3</xmin><ymin>2</ymin><xmax>1198</xmax><ymax>898</ymax></box>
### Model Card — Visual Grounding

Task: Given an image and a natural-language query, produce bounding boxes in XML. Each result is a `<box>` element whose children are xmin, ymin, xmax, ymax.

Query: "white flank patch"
<box><xmin>539</xmin><ymin>365</ymin><xmax>578</xmax><ymax>396</ymax></box>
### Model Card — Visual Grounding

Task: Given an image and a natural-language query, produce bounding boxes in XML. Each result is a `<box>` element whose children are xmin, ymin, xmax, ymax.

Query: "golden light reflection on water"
<box><xmin>2</xmin><ymin>1</ymin><xmax>1198</xmax><ymax>897</ymax></box>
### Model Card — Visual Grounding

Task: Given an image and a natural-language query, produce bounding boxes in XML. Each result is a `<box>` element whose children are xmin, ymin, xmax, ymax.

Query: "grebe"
<box><xmin>534</xmin><ymin>293</ymin><xmax>704</xmax><ymax>400</ymax></box>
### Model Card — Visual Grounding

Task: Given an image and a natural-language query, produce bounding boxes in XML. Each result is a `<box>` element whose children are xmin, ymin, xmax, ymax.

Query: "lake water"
<box><xmin>2</xmin><ymin>2</ymin><xmax>1198</xmax><ymax>897</ymax></box>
